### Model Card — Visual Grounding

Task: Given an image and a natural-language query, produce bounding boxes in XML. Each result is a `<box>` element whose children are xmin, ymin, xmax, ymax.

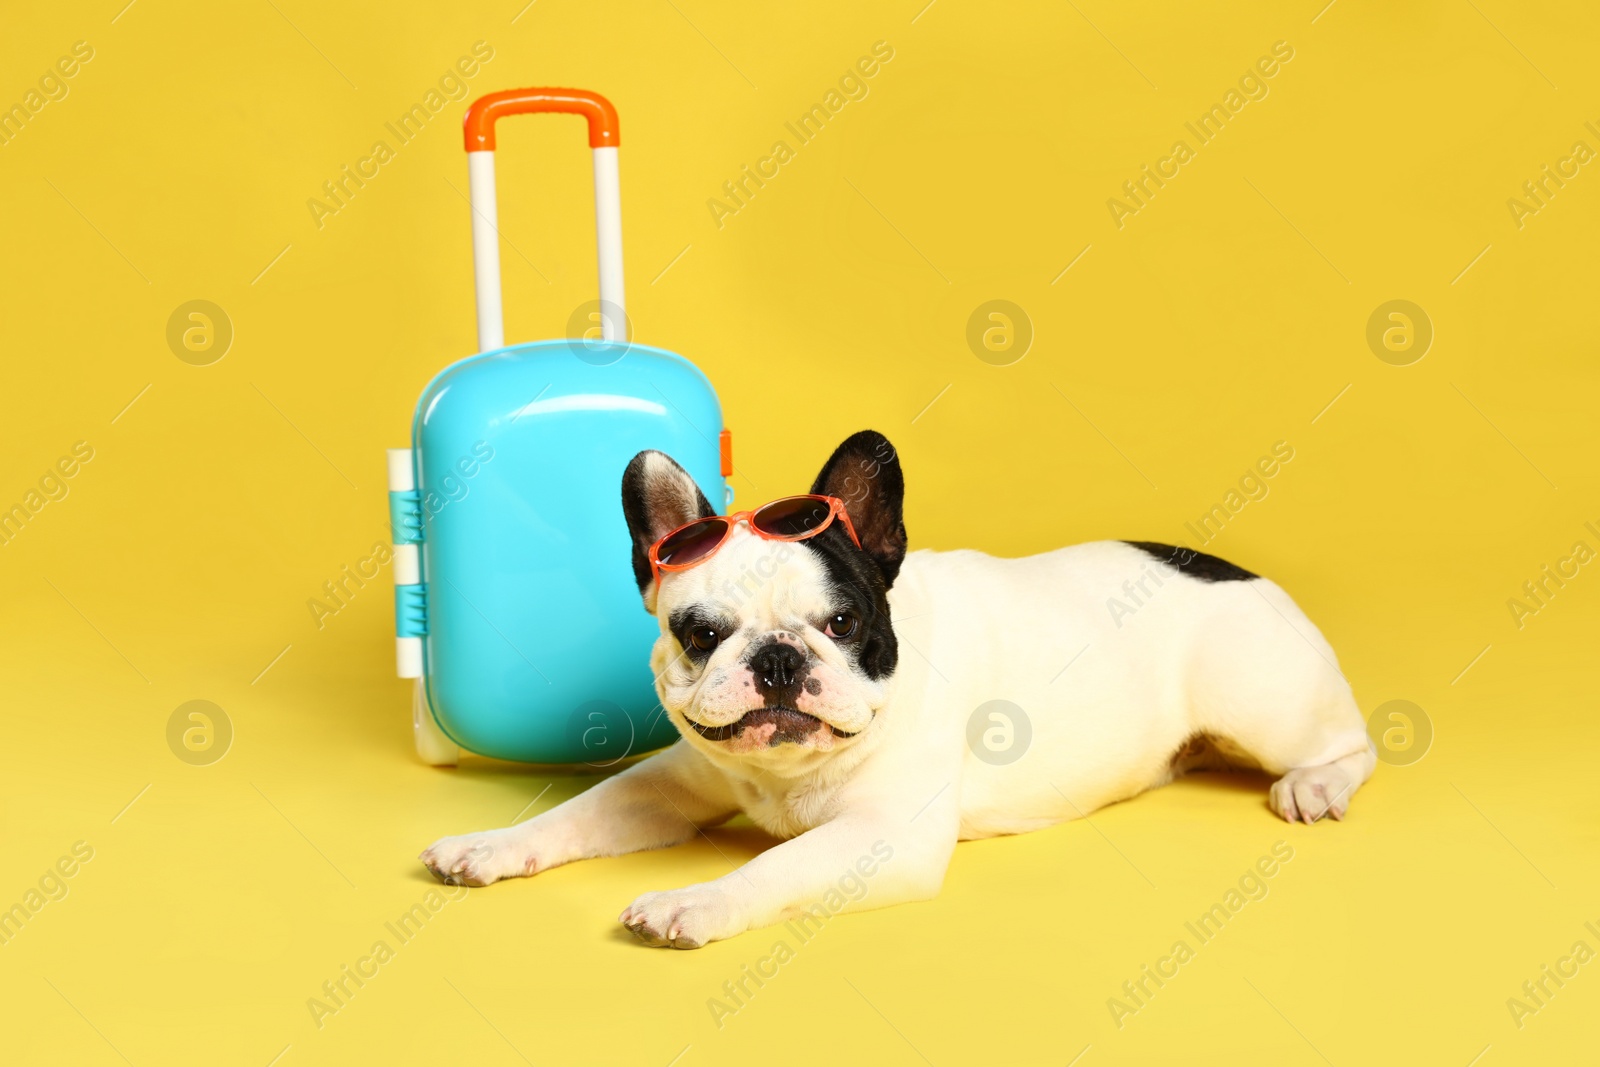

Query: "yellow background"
<box><xmin>3</xmin><ymin>1</ymin><xmax>1597</xmax><ymax>1063</ymax></box>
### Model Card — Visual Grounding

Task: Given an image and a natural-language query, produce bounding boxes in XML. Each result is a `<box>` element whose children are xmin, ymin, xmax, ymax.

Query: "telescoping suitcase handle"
<box><xmin>462</xmin><ymin>88</ymin><xmax>625</xmax><ymax>352</ymax></box>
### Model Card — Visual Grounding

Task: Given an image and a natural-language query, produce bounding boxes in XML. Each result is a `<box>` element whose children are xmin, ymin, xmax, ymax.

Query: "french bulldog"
<box><xmin>420</xmin><ymin>430</ymin><xmax>1375</xmax><ymax>948</ymax></box>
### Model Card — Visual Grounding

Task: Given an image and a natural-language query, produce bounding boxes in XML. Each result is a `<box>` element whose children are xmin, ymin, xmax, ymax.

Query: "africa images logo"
<box><xmin>705</xmin><ymin>41</ymin><xmax>896</xmax><ymax>228</ymax></box>
<box><xmin>1105</xmin><ymin>41</ymin><xmax>1295</xmax><ymax>229</ymax></box>
<box><xmin>305</xmin><ymin>42</ymin><xmax>495</xmax><ymax>229</ymax></box>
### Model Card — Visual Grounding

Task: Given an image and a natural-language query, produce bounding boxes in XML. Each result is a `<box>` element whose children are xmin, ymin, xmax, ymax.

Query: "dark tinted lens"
<box><xmin>657</xmin><ymin>518</ymin><xmax>727</xmax><ymax>566</ymax></box>
<box><xmin>752</xmin><ymin>496</ymin><xmax>833</xmax><ymax>538</ymax></box>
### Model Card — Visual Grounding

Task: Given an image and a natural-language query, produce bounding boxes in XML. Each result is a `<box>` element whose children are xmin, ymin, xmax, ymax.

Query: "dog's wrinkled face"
<box><xmin>621</xmin><ymin>431</ymin><xmax>907</xmax><ymax>772</ymax></box>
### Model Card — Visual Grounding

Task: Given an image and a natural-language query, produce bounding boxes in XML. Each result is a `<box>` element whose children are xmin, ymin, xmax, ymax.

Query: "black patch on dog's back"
<box><xmin>1123</xmin><ymin>541</ymin><xmax>1258</xmax><ymax>582</ymax></box>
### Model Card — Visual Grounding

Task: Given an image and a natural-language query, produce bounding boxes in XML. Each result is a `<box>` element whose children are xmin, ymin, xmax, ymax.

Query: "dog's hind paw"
<box><xmin>1269</xmin><ymin>765</ymin><xmax>1354</xmax><ymax>824</ymax></box>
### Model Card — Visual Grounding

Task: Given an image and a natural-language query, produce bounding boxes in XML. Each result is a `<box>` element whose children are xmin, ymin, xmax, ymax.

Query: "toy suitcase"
<box><xmin>386</xmin><ymin>88</ymin><xmax>732</xmax><ymax>766</ymax></box>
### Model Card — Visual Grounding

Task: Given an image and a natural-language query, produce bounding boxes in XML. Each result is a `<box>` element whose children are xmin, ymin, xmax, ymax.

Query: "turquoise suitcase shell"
<box><xmin>392</xmin><ymin>88</ymin><xmax>727</xmax><ymax>765</ymax></box>
<box><xmin>408</xmin><ymin>339</ymin><xmax>726</xmax><ymax>764</ymax></box>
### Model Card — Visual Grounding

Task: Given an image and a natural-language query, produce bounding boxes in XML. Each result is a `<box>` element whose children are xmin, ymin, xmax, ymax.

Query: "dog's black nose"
<box><xmin>750</xmin><ymin>641</ymin><xmax>805</xmax><ymax>695</ymax></box>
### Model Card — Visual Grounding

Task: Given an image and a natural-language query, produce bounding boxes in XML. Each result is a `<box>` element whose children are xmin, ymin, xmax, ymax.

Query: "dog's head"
<box><xmin>621</xmin><ymin>431</ymin><xmax>906</xmax><ymax>772</ymax></box>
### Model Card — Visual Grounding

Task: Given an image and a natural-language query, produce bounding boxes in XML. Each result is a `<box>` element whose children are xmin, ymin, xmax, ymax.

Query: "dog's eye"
<box><xmin>824</xmin><ymin>612</ymin><xmax>858</xmax><ymax>640</ymax></box>
<box><xmin>688</xmin><ymin>626</ymin><xmax>720</xmax><ymax>652</ymax></box>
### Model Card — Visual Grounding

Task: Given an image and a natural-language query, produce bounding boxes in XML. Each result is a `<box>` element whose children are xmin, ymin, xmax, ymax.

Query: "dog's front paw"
<box><xmin>419</xmin><ymin>830</ymin><xmax>536</xmax><ymax>887</ymax></box>
<box><xmin>620</xmin><ymin>884</ymin><xmax>741</xmax><ymax>949</ymax></box>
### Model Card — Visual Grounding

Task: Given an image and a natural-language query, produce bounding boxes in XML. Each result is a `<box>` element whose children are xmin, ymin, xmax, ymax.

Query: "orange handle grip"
<box><xmin>463</xmin><ymin>88</ymin><xmax>620</xmax><ymax>151</ymax></box>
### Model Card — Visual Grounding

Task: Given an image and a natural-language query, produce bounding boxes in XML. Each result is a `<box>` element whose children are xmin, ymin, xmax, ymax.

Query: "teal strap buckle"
<box><xmin>389</xmin><ymin>489</ymin><xmax>424</xmax><ymax>544</ymax></box>
<box><xmin>395</xmin><ymin>584</ymin><xmax>428</xmax><ymax>637</ymax></box>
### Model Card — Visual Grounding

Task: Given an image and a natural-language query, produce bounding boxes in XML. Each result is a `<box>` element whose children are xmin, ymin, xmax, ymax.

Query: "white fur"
<box><xmin>421</xmin><ymin>537</ymin><xmax>1374</xmax><ymax>948</ymax></box>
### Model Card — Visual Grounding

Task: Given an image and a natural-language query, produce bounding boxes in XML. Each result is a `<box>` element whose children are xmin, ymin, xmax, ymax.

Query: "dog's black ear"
<box><xmin>810</xmin><ymin>430</ymin><xmax>907</xmax><ymax>588</ymax></box>
<box><xmin>621</xmin><ymin>450</ymin><xmax>715</xmax><ymax>606</ymax></box>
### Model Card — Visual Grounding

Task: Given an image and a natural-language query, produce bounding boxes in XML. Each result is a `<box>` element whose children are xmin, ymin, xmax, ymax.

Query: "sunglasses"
<box><xmin>649</xmin><ymin>494</ymin><xmax>860</xmax><ymax>586</ymax></box>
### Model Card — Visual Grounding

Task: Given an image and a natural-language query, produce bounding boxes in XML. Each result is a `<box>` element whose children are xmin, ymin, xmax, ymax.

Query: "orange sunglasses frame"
<box><xmin>648</xmin><ymin>495</ymin><xmax>861</xmax><ymax>586</ymax></box>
